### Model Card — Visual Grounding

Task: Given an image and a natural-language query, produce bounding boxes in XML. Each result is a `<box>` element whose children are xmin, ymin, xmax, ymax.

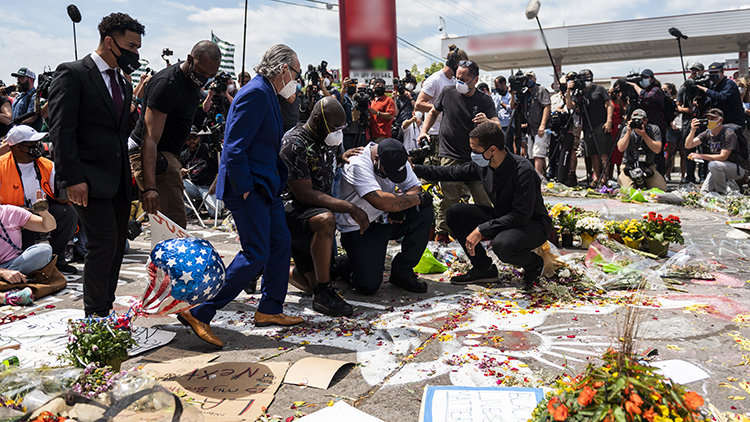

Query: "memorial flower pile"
<box><xmin>575</xmin><ymin>217</ymin><xmax>606</xmax><ymax>237</ymax></box>
<box><xmin>549</xmin><ymin>204</ymin><xmax>584</xmax><ymax>233</ymax></box>
<box><xmin>61</xmin><ymin>313</ymin><xmax>137</xmax><ymax>371</ymax></box>
<box><xmin>642</xmin><ymin>212</ymin><xmax>684</xmax><ymax>244</ymax></box>
<box><xmin>619</xmin><ymin>219</ymin><xmax>645</xmax><ymax>244</ymax></box>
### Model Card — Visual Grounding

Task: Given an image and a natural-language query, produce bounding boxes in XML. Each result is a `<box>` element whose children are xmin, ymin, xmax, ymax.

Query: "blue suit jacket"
<box><xmin>217</xmin><ymin>75</ymin><xmax>288</xmax><ymax>200</ymax></box>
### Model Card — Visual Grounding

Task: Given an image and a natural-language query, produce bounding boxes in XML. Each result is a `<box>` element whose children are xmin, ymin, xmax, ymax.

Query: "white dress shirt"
<box><xmin>91</xmin><ymin>51</ymin><xmax>124</xmax><ymax>102</ymax></box>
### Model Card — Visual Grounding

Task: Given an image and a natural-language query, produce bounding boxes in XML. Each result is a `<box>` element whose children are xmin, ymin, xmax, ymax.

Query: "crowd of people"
<box><xmin>1</xmin><ymin>11</ymin><xmax>748</xmax><ymax>348</ymax></box>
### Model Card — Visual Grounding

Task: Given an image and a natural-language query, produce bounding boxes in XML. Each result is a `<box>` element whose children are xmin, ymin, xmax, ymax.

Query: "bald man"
<box><xmin>279</xmin><ymin>97</ymin><xmax>369</xmax><ymax>317</ymax></box>
<box><xmin>130</xmin><ymin>40</ymin><xmax>221</xmax><ymax>228</ymax></box>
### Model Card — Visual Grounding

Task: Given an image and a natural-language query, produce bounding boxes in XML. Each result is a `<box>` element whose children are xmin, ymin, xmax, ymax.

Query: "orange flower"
<box><xmin>553</xmin><ymin>403</ymin><xmax>569</xmax><ymax>421</ymax></box>
<box><xmin>643</xmin><ymin>407</ymin><xmax>656</xmax><ymax>422</ymax></box>
<box><xmin>593</xmin><ymin>381</ymin><xmax>604</xmax><ymax>388</ymax></box>
<box><xmin>684</xmin><ymin>391</ymin><xmax>704</xmax><ymax>410</ymax></box>
<box><xmin>578</xmin><ymin>386</ymin><xmax>597</xmax><ymax>406</ymax></box>
<box><xmin>547</xmin><ymin>396</ymin><xmax>560</xmax><ymax>414</ymax></box>
<box><xmin>624</xmin><ymin>401</ymin><xmax>642</xmax><ymax>415</ymax></box>
<box><xmin>630</xmin><ymin>393</ymin><xmax>644</xmax><ymax>407</ymax></box>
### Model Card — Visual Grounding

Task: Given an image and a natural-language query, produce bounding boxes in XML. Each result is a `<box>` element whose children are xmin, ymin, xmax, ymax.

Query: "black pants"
<box><xmin>682</xmin><ymin>124</ymin><xmax>707</xmax><ymax>182</ymax></box>
<box><xmin>340</xmin><ymin>205</ymin><xmax>433</xmax><ymax>295</ymax></box>
<box><xmin>74</xmin><ymin>182</ymin><xmax>130</xmax><ymax>316</ymax></box>
<box><xmin>446</xmin><ymin>203</ymin><xmax>550</xmax><ymax>273</ymax></box>
<box><xmin>22</xmin><ymin>201</ymin><xmax>78</xmax><ymax>260</ymax></box>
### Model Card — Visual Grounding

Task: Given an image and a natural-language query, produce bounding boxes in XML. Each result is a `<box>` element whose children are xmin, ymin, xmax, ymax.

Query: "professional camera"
<box><xmin>565</xmin><ymin>72</ymin><xmax>587</xmax><ymax>93</ymax></box>
<box><xmin>408</xmin><ymin>138</ymin><xmax>432</xmax><ymax>161</ymax></box>
<box><xmin>629</xmin><ymin>119</ymin><xmax>643</xmax><ymax>130</ymax></box>
<box><xmin>684</xmin><ymin>75</ymin><xmax>712</xmax><ymax>98</ymax></box>
<box><xmin>613</xmin><ymin>73</ymin><xmax>640</xmax><ymax>110</ymax></box>
<box><xmin>161</xmin><ymin>48</ymin><xmax>173</xmax><ymax>65</ymax></box>
<box><xmin>142</xmin><ymin>67</ymin><xmax>155</xmax><ymax>77</ymax></box>
<box><xmin>36</xmin><ymin>68</ymin><xmax>54</xmax><ymax>99</ymax></box>
<box><xmin>209</xmin><ymin>72</ymin><xmax>232</xmax><ymax>93</ymax></box>
<box><xmin>626</xmin><ymin>165</ymin><xmax>654</xmax><ymax>188</ymax></box>
<box><xmin>352</xmin><ymin>89</ymin><xmax>372</xmax><ymax>113</ymax></box>
<box><xmin>305</xmin><ymin>64</ymin><xmax>319</xmax><ymax>87</ymax></box>
<box><xmin>508</xmin><ymin>70</ymin><xmax>528</xmax><ymax>93</ymax></box>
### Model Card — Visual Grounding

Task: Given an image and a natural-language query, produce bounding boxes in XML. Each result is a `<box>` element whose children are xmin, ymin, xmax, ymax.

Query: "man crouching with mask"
<box><xmin>413</xmin><ymin>122</ymin><xmax>551</xmax><ymax>290</ymax></box>
<box><xmin>279</xmin><ymin>97</ymin><xmax>369</xmax><ymax>316</ymax></box>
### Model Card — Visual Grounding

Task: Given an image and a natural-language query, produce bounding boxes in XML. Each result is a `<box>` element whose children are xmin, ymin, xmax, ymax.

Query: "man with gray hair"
<box><xmin>130</xmin><ymin>40</ymin><xmax>221</xmax><ymax>228</ymax></box>
<box><xmin>178</xmin><ymin>44</ymin><xmax>304</xmax><ymax>348</ymax></box>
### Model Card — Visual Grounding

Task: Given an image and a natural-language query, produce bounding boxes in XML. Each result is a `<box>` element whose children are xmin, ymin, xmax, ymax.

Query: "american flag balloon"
<box><xmin>139</xmin><ymin>237</ymin><xmax>226</xmax><ymax>316</ymax></box>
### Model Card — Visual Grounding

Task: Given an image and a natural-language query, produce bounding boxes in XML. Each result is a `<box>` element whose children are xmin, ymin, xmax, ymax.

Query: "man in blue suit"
<box><xmin>178</xmin><ymin>44</ymin><xmax>304</xmax><ymax>347</ymax></box>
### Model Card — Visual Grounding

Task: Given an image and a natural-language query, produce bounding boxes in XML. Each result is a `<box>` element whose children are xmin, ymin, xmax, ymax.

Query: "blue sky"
<box><xmin>1</xmin><ymin>0</ymin><xmax>749</xmax><ymax>89</ymax></box>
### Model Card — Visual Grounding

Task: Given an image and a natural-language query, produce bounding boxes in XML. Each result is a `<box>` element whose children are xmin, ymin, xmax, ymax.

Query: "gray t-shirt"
<box><xmin>697</xmin><ymin>127</ymin><xmax>739</xmax><ymax>164</ymax></box>
<box><xmin>525</xmin><ymin>84</ymin><xmax>551</xmax><ymax>132</ymax></box>
<box><xmin>433</xmin><ymin>86</ymin><xmax>498</xmax><ymax>161</ymax></box>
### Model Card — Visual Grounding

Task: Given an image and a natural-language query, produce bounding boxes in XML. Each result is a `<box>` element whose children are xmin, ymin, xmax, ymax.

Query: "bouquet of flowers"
<box><xmin>549</xmin><ymin>203</ymin><xmax>584</xmax><ymax>234</ymax></box>
<box><xmin>619</xmin><ymin>219</ymin><xmax>645</xmax><ymax>244</ymax></box>
<box><xmin>575</xmin><ymin>217</ymin><xmax>606</xmax><ymax>237</ymax></box>
<box><xmin>71</xmin><ymin>364</ymin><xmax>127</xmax><ymax>399</ymax></box>
<box><xmin>529</xmin><ymin>348</ymin><xmax>709</xmax><ymax>422</ymax></box>
<box><xmin>642</xmin><ymin>212</ymin><xmax>684</xmax><ymax>244</ymax></box>
<box><xmin>61</xmin><ymin>313</ymin><xmax>137</xmax><ymax>371</ymax></box>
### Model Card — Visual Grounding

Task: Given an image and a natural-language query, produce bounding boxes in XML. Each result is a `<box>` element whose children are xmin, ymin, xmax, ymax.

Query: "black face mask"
<box><xmin>110</xmin><ymin>38</ymin><xmax>140</xmax><ymax>75</ymax></box>
<box><xmin>347</xmin><ymin>86</ymin><xmax>356</xmax><ymax>96</ymax></box>
<box><xmin>708</xmin><ymin>73</ymin><xmax>721</xmax><ymax>84</ymax></box>
<box><xmin>374</xmin><ymin>87</ymin><xmax>386</xmax><ymax>97</ymax></box>
<box><xmin>494</xmin><ymin>87</ymin><xmax>507</xmax><ymax>96</ymax></box>
<box><xmin>187</xmin><ymin>57</ymin><xmax>209</xmax><ymax>89</ymax></box>
<box><xmin>21</xmin><ymin>142</ymin><xmax>44</xmax><ymax>160</ymax></box>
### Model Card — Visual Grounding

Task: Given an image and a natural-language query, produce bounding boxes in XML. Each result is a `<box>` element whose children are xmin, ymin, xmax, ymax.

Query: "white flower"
<box><xmin>575</xmin><ymin>216</ymin><xmax>605</xmax><ymax>234</ymax></box>
<box><xmin>558</xmin><ymin>268</ymin><xmax>571</xmax><ymax>278</ymax></box>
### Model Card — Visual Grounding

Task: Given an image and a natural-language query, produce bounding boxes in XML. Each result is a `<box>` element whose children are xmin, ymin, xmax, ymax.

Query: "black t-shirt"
<box><xmin>0</xmin><ymin>96</ymin><xmax>9</xmax><ymax>137</ymax></box>
<box><xmin>577</xmin><ymin>84</ymin><xmax>610</xmax><ymax>127</ymax></box>
<box><xmin>395</xmin><ymin>95</ymin><xmax>413</xmax><ymax>127</ymax></box>
<box><xmin>434</xmin><ymin>86</ymin><xmax>498</xmax><ymax>161</ymax></box>
<box><xmin>179</xmin><ymin>142</ymin><xmax>218</xmax><ymax>186</ymax></box>
<box><xmin>130</xmin><ymin>63</ymin><xmax>201</xmax><ymax>156</ymax></box>
<box><xmin>279</xmin><ymin>122</ymin><xmax>342</xmax><ymax>199</ymax></box>
<box><xmin>697</xmin><ymin>127</ymin><xmax>740</xmax><ymax>164</ymax></box>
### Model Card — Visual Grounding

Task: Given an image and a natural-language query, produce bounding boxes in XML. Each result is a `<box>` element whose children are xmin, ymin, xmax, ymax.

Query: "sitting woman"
<box><xmin>0</xmin><ymin>190</ymin><xmax>57</xmax><ymax>305</ymax></box>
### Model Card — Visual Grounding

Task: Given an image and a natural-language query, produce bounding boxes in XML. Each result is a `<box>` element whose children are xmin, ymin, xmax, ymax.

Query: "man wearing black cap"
<box><xmin>694</xmin><ymin>62</ymin><xmax>745</xmax><ymax>127</ymax></box>
<box><xmin>628</xmin><ymin>69</ymin><xmax>667</xmax><ymax>173</ymax></box>
<box><xmin>336</xmin><ymin>138</ymin><xmax>434</xmax><ymax>295</ymax></box>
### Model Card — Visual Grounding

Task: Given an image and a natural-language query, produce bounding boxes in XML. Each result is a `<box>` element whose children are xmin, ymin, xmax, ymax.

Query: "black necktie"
<box><xmin>106</xmin><ymin>69</ymin><xmax>124</xmax><ymax>116</ymax></box>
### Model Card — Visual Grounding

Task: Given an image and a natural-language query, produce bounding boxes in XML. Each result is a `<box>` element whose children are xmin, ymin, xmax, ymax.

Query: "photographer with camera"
<box><xmin>180</xmin><ymin>126</ymin><xmax>222</xmax><ymax>217</ymax></box>
<box><xmin>685</xmin><ymin>108</ymin><xmax>745</xmax><ymax>195</ymax></box>
<box><xmin>201</xmin><ymin>72</ymin><xmax>235</xmax><ymax>117</ymax></box>
<box><xmin>129</xmin><ymin>41</ymin><xmax>222</xmax><ymax>229</ymax></box>
<box><xmin>10</xmin><ymin>68</ymin><xmax>41</xmax><ymax>131</ymax></box>
<box><xmin>694</xmin><ymin>62</ymin><xmax>746</xmax><ymax>127</ymax></box>
<box><xmin>565</xmin><ymin>69</ymin><xmax>613</xmax><ymax>186</ymax></box>
<box><xmin>627</xmin><ymin>69</ymin><xmax>667</xmax><ymax>173</ymax></box>
<box><xmin>418</xmin><ymin>60</ymin><xmax>497</xmax><ymax>243</ymax></box>
<box><xmin>616</xmin><ymin>109</ymin><xmax>666</xmax><ymax>191</ymax></box>
<box><xmin>368</xmin><ymin>78</ymin><xmax>396</xmax><ymax>143</ymax></box>
<box><xmin>677</xmin><ymin>63</ymin><xmax>708</xmax><ymax>183</ymax></box>
<box><xmin>0</xmin><ymin>81</ymin><xmax>11</xmax><ymax>138</ymax></box>
<box><xmin>393</xmin><ymin>71</ymin><xmax>417</xmax><ymax>140</ymax></box>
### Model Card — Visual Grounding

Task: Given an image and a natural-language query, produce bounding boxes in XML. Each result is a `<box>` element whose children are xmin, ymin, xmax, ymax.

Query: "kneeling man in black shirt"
<box><xmin>414</xmin><ymin>122</ymin><xmax>551</xmax><ymax>288</ymax></box>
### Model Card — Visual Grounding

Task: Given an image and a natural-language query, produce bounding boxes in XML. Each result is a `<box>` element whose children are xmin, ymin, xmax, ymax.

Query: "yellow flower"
<box><xmin>547</xmin><ymin>182</ymin><xmax>555</xmax><ymax>189</ymax></box>
<box><xmin>659</xmin><ymin>405</ymin><xmax>669</xmax><ymax>416</ymax></box>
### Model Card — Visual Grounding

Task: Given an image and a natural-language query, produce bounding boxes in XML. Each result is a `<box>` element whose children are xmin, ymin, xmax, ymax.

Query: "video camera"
<box><xmin>508</xmin><ymin>70</ymin><xmax>528</xmax><ymax>93</ymax></box>
<box><xmin>565</xmin><ymin>72</ymin><xmax>587</xmax><ymax>94</ymax></box>
<box><xmin>305</xmin><ymin>60</ymin><xmax>330</xmax><ymax>88</ymax></box>
<box><xmin>684</xmin><ymin>75</ymin><xmax>712</xmax><ymax>99</ymax></box>
<box><xmin>352</xmin><ymin>88</ymin><xmax>373</xmax><ymax>113</ymax></box>
<box><xmin>408</xmin><ymin>138</ymin><xmax>432</xmax><ymax>161</ymax></box>
<box><xmin>36</xmin><ymin>68</ymin><xmax>54</xmax><ymax>99</ymax></box>
<box><xmin>613</xmin><ymin>72</ymin><xmax>642</xmax><ymax>111</ymax></box>
<box><xmin>208</xmin><ymin>72</ymin><xmax>232</xmax><ymax>93</ymax></box>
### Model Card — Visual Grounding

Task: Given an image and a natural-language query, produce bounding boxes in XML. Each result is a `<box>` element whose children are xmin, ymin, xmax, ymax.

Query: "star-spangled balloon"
<box><xmin>139</xmin><ymin>237</ymin><xmax>227</xmax><ymax>316</ymax></box>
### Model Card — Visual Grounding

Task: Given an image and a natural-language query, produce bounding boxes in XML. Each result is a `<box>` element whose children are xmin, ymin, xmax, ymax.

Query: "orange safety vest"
<box><xmin>0</xmin><ymin>153</ymin><xmax>56</xmax><ymax>206</ymax></box>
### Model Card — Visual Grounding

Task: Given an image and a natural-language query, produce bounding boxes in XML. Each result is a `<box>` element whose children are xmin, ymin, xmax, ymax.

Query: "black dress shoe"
<box><xmin>450</xmin><ymin>264</ymin><xmax>498</xmax><ymax>285</ymax></box>
<box><xmin>312</xmin><ymin>283</ymin><xmax>353</xmax><ymax>317</ymax></box>
<box><xmin>56</xmin><ymin>262</ymin><xmax>78</xmax><ymax>275</ymax></box>
<box><xmin>389</xmin><ymin>273</ymin><xmax>428</xmax><ymax>293</ymax></box>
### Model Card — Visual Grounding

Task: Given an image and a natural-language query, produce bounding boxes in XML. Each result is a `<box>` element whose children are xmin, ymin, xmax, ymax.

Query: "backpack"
<box><xmin>722</xmin><ymin>123</ymin><xmax>750</xmax><ymax>171</ymax></box>
<box><xmin>663</xmin><ymin>94</ymin><xmax>677</xmax><ymax>124</ymax></box>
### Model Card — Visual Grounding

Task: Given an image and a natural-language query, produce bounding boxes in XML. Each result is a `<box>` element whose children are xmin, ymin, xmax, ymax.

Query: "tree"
<box><xmin>408</xmin><ymin>62</ymin><xmax>444</xmax><ymax>83</ymax></box>
<box><xmin>423</xmin><ymin>62</ymin><xmax>444</xmax><ymax>79</ymax></box>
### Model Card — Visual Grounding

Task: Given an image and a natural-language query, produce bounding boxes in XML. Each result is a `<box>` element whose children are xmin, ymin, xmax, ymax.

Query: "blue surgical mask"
<box><xmin>471</xmin><ymin>149</ymin><xmax>491</xmax><ymax>167</ymax></box>
<box><xmin>640</xmin><ymin>78</ymin><xmax>650</xmax><ymax>88</ymax></box>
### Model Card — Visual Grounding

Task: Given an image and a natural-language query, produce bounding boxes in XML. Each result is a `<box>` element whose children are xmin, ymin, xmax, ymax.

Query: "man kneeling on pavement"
<box><xmin>413</xmin><ymin>122</ymin><xmax>551</xmax><ymax>288</ymax></box>
<box><xmin>336</xmin><ymin>138</ymin><xmax>434</xmax><ymax>295</ymax></box>
<box><xmin>279</xmin><ymin>97</ymin><xmax>370</xmax><ymax>316</ymax></box>
<box><xmin>616</xmin><ymin>109</ymin><xmax>667</xmax><ymax>191</ymax></box>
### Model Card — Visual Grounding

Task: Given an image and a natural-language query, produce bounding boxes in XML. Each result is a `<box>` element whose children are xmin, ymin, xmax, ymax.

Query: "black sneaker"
<box><xmin>522</xmin><ymin>256</ymin><xmax>544</xmax><ymax>290</ymax></box>
<box><xmin>450</xmin><ymin>264</ymin><xmax>498</xmax><ymax>285</ymax></box>
<box><xmin>56</xmin><ymin>262</ymin><xmax>78</xmax><ymax>275</ymax></box>
<box><xmin>313</xmin><ymin>283</ymin><xmax>354</xmax><ymax>317</ymax></box>
<box><xmin>389</xmin><ymin>273</ymin><xmax>428</xmax><ymax>293</ymax></box>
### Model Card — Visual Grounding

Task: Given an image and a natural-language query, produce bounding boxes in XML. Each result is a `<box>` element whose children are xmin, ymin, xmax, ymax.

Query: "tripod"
<box><xmin>505</xmin><ymin>91</ymin><xmax>527</xmax><ymax>156</ymax></box>
<box><xmin>546</xmin><ymin>111</ymin><xmax>577</xmax><ymax>185</ymax></box>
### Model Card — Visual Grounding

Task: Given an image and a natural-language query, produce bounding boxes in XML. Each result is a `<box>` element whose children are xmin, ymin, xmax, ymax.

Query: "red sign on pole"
<box><xmin>339</xmin><ymin>0</ymin><xmax>399</xmax><ymax>88</ymax></box>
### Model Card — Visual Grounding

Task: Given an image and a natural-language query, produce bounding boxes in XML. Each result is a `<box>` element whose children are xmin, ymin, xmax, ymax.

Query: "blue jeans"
<box><xmin>0</xmin><ymin>244</ymin><xmax>53</xmax><ymax>274</ymax></box>
<box><xmin>183</xmin><ymin>180</ymin><xmax>223</xmax><ymax>217</ymax></box>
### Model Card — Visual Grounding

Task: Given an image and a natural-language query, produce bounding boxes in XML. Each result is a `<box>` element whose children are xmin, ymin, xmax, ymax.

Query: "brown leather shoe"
<box><xmin>254</xmin><ymin>311</ymin><xmax>304</xmax><ymax>327</ymax></box>
<box><xmin>177</xmin><ymin>310</ymin><xmax>223</xmax><ymax>348</ymax></box>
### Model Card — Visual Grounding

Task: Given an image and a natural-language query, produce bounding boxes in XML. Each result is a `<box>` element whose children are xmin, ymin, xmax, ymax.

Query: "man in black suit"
<box><xmin>48</xmin><ymin>13</ymin><xmax>145</xmax><ymax>317</ymax></box>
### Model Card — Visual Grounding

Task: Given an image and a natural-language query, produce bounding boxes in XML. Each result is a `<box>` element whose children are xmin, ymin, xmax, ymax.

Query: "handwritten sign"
<box><xmin>419</xmin><ymin>386</ymin><xmax>543</xmax><ymax>422</ymax></box>
<box><xmin>150</xmin><ymin>211</ymin><xmax>193</xmax><ymax>250</ymax></box>
<box><xmin>144</xmin><ymin>361</ymin><xmax>289</xmax><ymax>422</ymax></box>
<box><xmin>129</xmin><ymin>327</ymin><xmax>176</xmax><ymax>356</ymax></box>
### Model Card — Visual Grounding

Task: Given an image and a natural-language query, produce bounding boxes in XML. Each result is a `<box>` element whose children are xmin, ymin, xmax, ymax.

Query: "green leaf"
<box><xmin>613</xmin><ymin>406</ymin><xmax>627</xmax><ymax>422</ymax></box>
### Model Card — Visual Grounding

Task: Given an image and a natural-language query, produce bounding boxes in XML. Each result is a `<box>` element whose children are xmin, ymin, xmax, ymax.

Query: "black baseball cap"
<box><xmin>640</xmin><ymin>69</ymin><xmax>655</xmax><ymax>78</ymax></box>
<box><xmin>689</xmin><ymin>62</ymin><xmax>704</xmax><ymax>71</ymax></box>
<box><xmin>708</xmin><ymin>62</ymin><xmax>724</xmax><ymax>72</ymax></box>
<box><xmin>377</xmin><ymin>138</ymin><xmax>409</xmax><ymax>183</ymax></box>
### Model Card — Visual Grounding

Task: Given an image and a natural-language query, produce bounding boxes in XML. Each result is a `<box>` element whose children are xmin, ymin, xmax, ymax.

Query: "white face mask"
<box><xmin>227</xmin><ymin>83</ymin><xmax>236</xmax><ymax>93</ymax></box>
<box><xmin>323</xmin><ymin>78</ymin><xmax>331</xmax><ymax>88</ymax></box>
<box><xmin>740</xmin><ymin>87</ymin><xmax>746</xmax><ymax>95</ymax></box>
<box><xmin>585</xmin><ymin>81</ymin><xmax>592</xmax><ymax>88</ymax></box>
<box><xmin>324</xmin><ymin>130</ymin><xmax>343</xmax><ymax>146</ymax></box>
<box><xmin>406</xmin><ymin>83</ymin><xmax>414</xmax><ymax>91</ymax></box>
<box><xmin>415</xmin><ymin>111</ymin><xmax>424</xmax><ymax>120</ymax></box>
<box><xmin>456</xmin><ymin>80</ymin><xmax>470</xmax><ymax>95</ymax></box>
<box><xmin>278</xmin><ymin>68</ymin><xmax>297</xmax><ymax>99</ymax></box>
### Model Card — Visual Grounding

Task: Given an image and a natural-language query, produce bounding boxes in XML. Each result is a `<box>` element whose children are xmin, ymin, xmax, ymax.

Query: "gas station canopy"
<box><xmin>442</xmin><ymin>9</ymin><xmax>750</xmax><ymax>71</ymax></box>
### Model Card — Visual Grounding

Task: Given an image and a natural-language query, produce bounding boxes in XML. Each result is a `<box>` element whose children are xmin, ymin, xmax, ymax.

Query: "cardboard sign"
<box><xmin>150</xmin><ymin>211</ymin><xmax>193</xmax><ymax>250</ymax></box>
<box><xmin>129</xmin><ymin>327</ymin><xmax>176</xmax><ymax>356</ymax></box>
<box><xmin>652</xmin><ymin>360</ymin><xmax>710</xmax><ymax>384</ymax></box>
<box><xmin>142</xmin><ymin>346</ymin><xmax>218</xmax><ymax>364</ymax></box>
<box><xmin>297</xmin><ymin>401</ymin><xmax>384</xmax><ymax>422</ymax></box>
<box><xmin>284</xmin><ymin>357</ymin><xmax>354</xmax><ymax>390</ymax></box>
<box><xmin>144</xmin><ymin>361</ymin><xmax>289</xmax><ymax>422</ymax></box>
<box><xmin>419</xmin><ymin>386</ymin><xmax>544</xmax><ymax>422</ymax></box>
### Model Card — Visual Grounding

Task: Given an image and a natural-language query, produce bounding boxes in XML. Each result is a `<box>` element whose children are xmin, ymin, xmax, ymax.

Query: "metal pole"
<box><xmin>677</xmin><ymin>38</ymin><xmax>686</xmax><ymax>82</ymax></box>
<box><xmin>241</xmin><ymin>0</ymin><xmax>248</xmax><ymax>82</ymax></box>
<box><xmin>73</xmin><ymin>22</ymin><xmax>78</xmax><ymax>60</ymax></box>
<box><xmin>535</xmin><ymin>16</ymin><xmax>560</xmax><ymax>84</ymax></box>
